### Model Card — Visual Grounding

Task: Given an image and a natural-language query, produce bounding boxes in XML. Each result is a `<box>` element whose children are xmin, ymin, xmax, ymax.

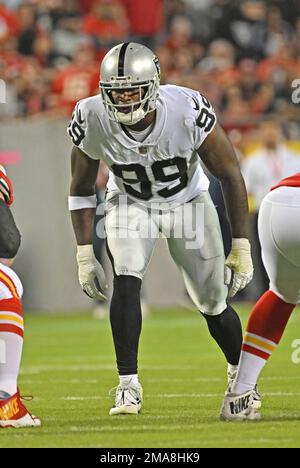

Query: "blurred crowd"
<box><xmin>0</xmin><ymin>0</ymin><xmax>300</xmax><ymax>137</ymax></box>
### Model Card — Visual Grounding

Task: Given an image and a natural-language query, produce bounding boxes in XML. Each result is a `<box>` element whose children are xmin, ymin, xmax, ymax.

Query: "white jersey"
<box><xmin>68</xmin><ymin>85</ymin><xmax>217</xmax><ymax>207</ymax></box>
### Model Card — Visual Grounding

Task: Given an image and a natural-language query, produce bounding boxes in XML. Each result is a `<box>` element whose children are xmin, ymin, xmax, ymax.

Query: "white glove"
<box><xmin>225</xmin><ymin>238</ymin><xmax>254</xmax><ymax>297</ymax></box>
<box><xmin>76</xmin><ymin>244</ymin><xmax>108</xmax><ymax>301</ymax></box>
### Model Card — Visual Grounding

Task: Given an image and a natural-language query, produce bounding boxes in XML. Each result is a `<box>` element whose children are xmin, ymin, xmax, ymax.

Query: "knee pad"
<box><xmin>0</xmin><ymin>200</ymin><xmax>21</xmax><ymax>259</ymax></box>
<box><xmin>198</xmin><ymin>294</ymin><xmax>227</xmax><ymax>316</ymax></box>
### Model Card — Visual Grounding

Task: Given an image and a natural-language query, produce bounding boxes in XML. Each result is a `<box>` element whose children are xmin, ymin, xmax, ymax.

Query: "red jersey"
<box><xmin>271</xmin><ymin>173</ymin><xmax>300</xmax><ymax>190</ymax></box>
<box><xmin>0</xmin><ymin>5</ymin><xmax>19</xmax><ymax>42</ymax></box>
<box><xmin>122</xmin><ymin>0</ymin><xmax>163</xmax><ymax>35</ymax></box>
<box><xmin>82</xmin><ymin>15</ymin><xmax>127</xmax><ymax>39</ymax></box>
<box><xmin>52</xmin><ymin>65</ymin><xmax>99</xmax><ymax>114</ymax></box>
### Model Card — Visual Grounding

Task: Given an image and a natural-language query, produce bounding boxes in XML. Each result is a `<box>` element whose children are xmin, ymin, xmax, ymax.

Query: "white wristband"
<box><xmin>68</xmin><ymin>195</ymin><xmax>97</xmax><ymax>211</ymax></box>
<box><xmin>231</xmin><ymin>238</ymin><xmax>251</xmax><ymax>251</ymax></box>
<box><xmin>77</xmin><ymin>244</ymin><xmax>94</xmax><ymax>262</ymax></box>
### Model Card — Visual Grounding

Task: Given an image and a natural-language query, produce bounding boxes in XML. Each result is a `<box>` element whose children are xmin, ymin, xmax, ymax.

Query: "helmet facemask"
<box><xmin>100</xmin><ymin>77</ymin><xmax>159</xmax><ymax>126</ymax></box>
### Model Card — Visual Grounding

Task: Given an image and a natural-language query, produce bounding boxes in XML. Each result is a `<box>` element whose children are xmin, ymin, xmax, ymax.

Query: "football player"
<box><xmin>68</xmin><ymin>43</ymin><xmax>254</xmax><ymax>415</ymax></box>
<box><xmin>0</xmin><ymin>165</ymin><xmax>40</xmax><ymax>427</ymax></box>
<box><xmin>221</xmin><ymin>173</ymin><xmax>300</xmax><ymax>421</ymax></box>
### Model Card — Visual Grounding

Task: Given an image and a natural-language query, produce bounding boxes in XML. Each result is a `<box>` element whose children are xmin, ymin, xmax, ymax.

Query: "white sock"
<box><xmin>119</xmin><ymin>374</ymin><xmax>139</xmax><ymax>387</ymax></box>
<box><xmin>232</xmin><ymin>351</ymin><xmax>266</xmax><ymax>395</ymax></box>
<box><xmin>0</xmin><ymin>332</ymin><xmax>23</xmax><ymax>396</ymax></box>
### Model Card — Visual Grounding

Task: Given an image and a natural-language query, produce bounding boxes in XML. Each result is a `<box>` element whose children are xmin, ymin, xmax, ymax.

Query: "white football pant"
<box><xmin>105</xmin><ymin>191</ymin><xmax>228</xmax><ymax>315</ymax></box>
<box><xmin>0</xmin><ymin>263</ymin><xmax>23</xmax><ymax>300</ymax></box>
<box><xmin>258</xmin><ymin>186</ymin><xmax>300</xmax><ymax>304</ymax></box>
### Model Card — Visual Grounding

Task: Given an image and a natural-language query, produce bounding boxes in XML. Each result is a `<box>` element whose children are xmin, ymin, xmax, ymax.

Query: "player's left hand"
<box><xmin>225</xmin><ymin>238</ymin><xmax>254</xmax><ymax>297</ymax></box>
<box><xmin>0</xmin><ymin>165</ymin><xmax>14</xmax><ymax>207</ymax></box>
<box><xmin>76</xmin><ymin>244</ymin><xmax>108</xmax><ymax>301</ymax></box>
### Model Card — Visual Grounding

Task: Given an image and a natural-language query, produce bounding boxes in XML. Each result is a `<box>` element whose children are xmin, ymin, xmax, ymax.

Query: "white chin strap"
<box><xmin>116</xmin><ymin>107</ymin><xmax>146</xmax><ymax>126</ymax></box>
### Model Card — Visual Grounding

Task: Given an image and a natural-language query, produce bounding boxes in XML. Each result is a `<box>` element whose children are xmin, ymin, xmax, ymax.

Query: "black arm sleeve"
<box><xmin>0</xmin><ymin>199</ymin><xmax>21</xmax><ymax>258</ymax></box>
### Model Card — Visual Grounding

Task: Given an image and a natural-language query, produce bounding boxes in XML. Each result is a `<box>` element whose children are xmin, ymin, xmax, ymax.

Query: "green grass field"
<box><xmin>1</xmin><ymin>305</ymin><xmax>300</xmax><ymax>448</ymax></box>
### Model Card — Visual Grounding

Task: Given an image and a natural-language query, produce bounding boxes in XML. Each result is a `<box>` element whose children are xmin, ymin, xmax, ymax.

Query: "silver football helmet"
<box><xmin>99</xmin><ymin>42</ymin><xmax>160</xmax><ymax>125</ymax></box>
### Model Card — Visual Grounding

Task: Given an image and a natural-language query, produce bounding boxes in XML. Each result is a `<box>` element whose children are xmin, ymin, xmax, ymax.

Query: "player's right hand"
<box><xmin>76</xmin><ymin>244</ymin><xmax>108</xmax><ymax>301</ymax></box>
<box><xmin>0</xmin><ymin>165</ymin><xmax>14</xmax><ymax>207</ymax></box>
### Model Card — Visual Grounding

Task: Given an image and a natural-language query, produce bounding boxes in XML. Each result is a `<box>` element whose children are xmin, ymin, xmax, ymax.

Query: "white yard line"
<box><xmin>59</xmin><ymin>392</ymin><xmax>300</xmax><ymax>401</ymax></box>
<box><xmin>19</xmin><ymin>364</ymin><xmax>214</xmax><ymax>374</ymax></box>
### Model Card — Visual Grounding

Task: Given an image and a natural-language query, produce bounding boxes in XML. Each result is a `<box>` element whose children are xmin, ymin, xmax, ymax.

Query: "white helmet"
<box><xmin>99</xmin><ymin>42</ymin><xmax>160</xmax><ymax>125</ymax></box>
